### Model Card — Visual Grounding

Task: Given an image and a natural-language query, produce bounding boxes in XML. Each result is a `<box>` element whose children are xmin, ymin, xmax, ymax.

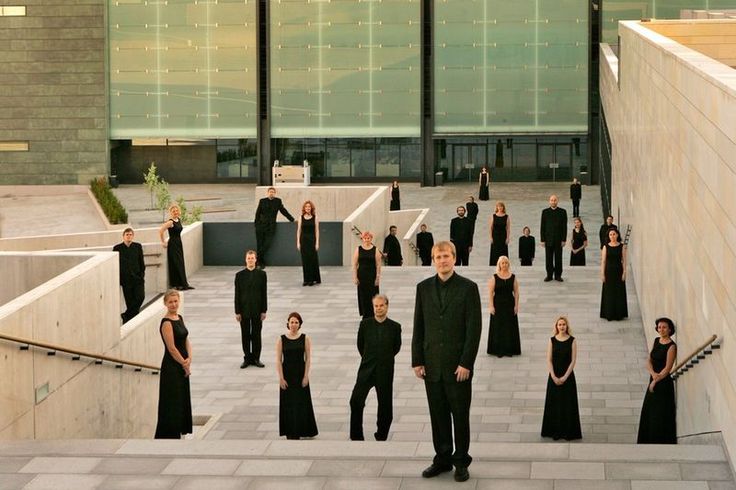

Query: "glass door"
<box><xmin>537</xmin><ymin>143</ymin><xmax>572</xmax><ymax>181</ymax></box>
<box><xmin>452</xmin><ymin>144</ymin><xmax>487</xmax><ymax>181</ymax></box>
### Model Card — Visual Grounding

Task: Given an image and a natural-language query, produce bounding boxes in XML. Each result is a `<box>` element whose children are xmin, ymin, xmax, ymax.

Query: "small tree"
<box><xmin>155</xmin><ymin>178</ymin><xmax>172</xmax><ymax>221</ymax></box>
<box><xmin>143</xmin><ymin>162</ymin><xmax>159</xmax><ymax>210</ymax></box>
<box><xmin>176</xmin><ymin>196</ymin><xmax>204</xmax><ymax>225</ymax></box>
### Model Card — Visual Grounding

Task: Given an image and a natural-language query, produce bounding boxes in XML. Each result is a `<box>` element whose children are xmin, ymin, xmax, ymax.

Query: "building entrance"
<box><xmin>537</xmin><ymin>143</ymin><xmax>572</xmax><ymax>181</ymax></box>
<box><xmin>452</xmin><ymin>144</ymin><xmax>487</xmax><ymax>181</ymax></box>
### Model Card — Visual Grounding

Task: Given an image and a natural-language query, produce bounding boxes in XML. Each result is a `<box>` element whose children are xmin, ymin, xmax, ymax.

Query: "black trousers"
<box><xmin>545</xmin><ymin>243</ymin><xmax>563</xmax><ymax>279</ymax></box>
<box><xmin>349</xmin><ymin>373</ymin><xmax>394</xmax><ymax>441</ymax></box>
<box><xmin>255</xmin><ymin>225</ymin><xmax>275</xmax><ymax>265</ymax></box>
<box><xmin>420</xmin><ymin>253</ymin><xmax>432</xmax><ymax>266</ymax></box>
<box><xmin>572</xmin><ymin>199</ymin><xmax>580</xmax><ymax>217</ymax></box>
<box><xmin>239</xmin><ymin>316</ymin><xmax>263</xmax><ymax>362</ymax></box>
<box><xmin>121</xmin><ymin>281</ymin><xmax>145</xmax><ymax>323</ymax></box>
<box><xmin>424</xmin><ymin>376</ymin><xmax>473</xmax><ymax>468</ymax></box>
<box><xmin>452</xmin><ymin>241</ymin><xmax>470</xmax><ymax>266</ymax></box>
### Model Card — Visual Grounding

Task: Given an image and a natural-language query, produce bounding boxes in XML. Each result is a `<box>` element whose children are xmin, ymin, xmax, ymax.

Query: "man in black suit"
<box><xmin>599</xmin><ymin>215</ymin><xmax>619</xmax><ymax>249</ymax></box>
<box><xmin>113</xmin><ymin>228</ymin><xmax>146</xmax><ymax>323</ymax></box>
<box><xmin>416</xmin><ymin>224</ymin><xmax>434</xmax><ymax>266</ymax></box>
<box><xmin>382</xmin><ymin>225</ymin><xmax>403</xmax><ymax>266</ymax></box>
<box><xmin>540</xmin><ymin>194</ymin><xmax>568</xmax><ymax>282</ymax></box>
<box><xmin>412</xmin><ymin>241</ymin><xmax>482</xmax><ymax>483</ymax></box>
<box><xmin>450</xmin><ymin>206</ymin><xmax>473</xmax><ymax>266</ymax></box>
<box><xmin>234</xmin><ymin>250</ymin><xmax>267</xmax><ymax>368</ymax></box>
<box><xmin>465</xmin><ymin>195</ymin><xmax>479</xmax><ymax>243</ymax></box>
<box><xmin>349</xmin><ymin>294</ymin><xmax>402</xmax><ymax>441</ymax></box>
<box><xmin>570</xmin><ymin>178</ymin><xmax>582</xmax><ymax>217</ymax></box>
<box><xmin>254</xmin><ymin>187</ymin><xmax>295</xmax><ymax>267</ymax></box>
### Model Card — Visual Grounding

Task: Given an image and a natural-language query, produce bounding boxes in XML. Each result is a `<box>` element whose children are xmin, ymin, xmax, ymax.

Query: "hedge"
<box><xmin>90</xmin><ymin>178</ymin><xmax>128</xmax><ymax>224</ymax></box>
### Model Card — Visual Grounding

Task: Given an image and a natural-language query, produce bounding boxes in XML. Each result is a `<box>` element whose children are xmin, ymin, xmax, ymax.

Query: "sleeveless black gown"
<box><xmin>479</xmin><ymin>173</ymin><xmax>489</xmax><ymax>200</ymax></box>
<box><xmin>541</xmin><ymin>336</ymin><xmax>582</xmax><ymax>440</ymax></box>
<box><xmin>390</xmin><ymin>186</ymin><xmax>400</xmax><ymax>211</ymax></box>
<box><xmin>154</xmin><ymin>316</ymin><xmax>193</xmax><ymax>439</ymax></box>
<box><xmin>637</xmin><ymin>338</ymin><xmax>677</xmax><ymax>444</ymax></box>
<box><xmin>570</xmin><ymin>228</ymin><xmax>586</xmax><ymax>266</ymax></box>
<box><xmin>167</xmin><ymin>219</ymin><xmax>190</xmax><ymax>289</ymax></box>
<box><xmin>279</xmin><ymin>334</ymin><xmax>318</xmax><ymax>439</ymax></box>
<box><xmin>299</xmin><ymin>216</ymin><xmax>321</xmax><ymax>285</ymax></box>
<box><xmin>600</xmin><ymin>244</ymin><xmax>628</xmax><ymax>320</ymax></box>
<box><xmin>356</xmin><ymin>246</ymin><xmax>378</xmax><ymax>318</ymax></box>
<box><xmin>487</xmin><ymin>274</ymin><xmax>521</xmax><ymax>357</ymax></box>
<box><xmin>489</xmin><ymin>214</ymin><xmax>509</xmax><ymax>266</ymax></box>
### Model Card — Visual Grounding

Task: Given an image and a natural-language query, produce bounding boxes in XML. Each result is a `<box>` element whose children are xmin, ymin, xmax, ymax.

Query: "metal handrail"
<box><xmin>0</xmin><ymin>332</ymin><xmax>159</xmax><ymax>374</ymax></box>
<box><xmin>408</xmin><ymin>241</ymin><xmax>421</xmax><ymax>257</ymax></box>
<box><xmin>671</xmin><ymin>334</ymin><xmax>719</xmax><ymax>379</ymax></box>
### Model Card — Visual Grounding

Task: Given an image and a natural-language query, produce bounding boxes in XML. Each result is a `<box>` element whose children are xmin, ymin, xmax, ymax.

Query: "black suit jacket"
<box><xmin>450</xmin><ymin>217</ymin><xmax>474</xmax><ymax>247</ymax></box>
<box><xmin>112</xmin><ymin>241</ymin><xmax>145</xmax><ymax>285</ymax></box>
<box><xmin>570</xmin><ymin>183</ymin><xmax>582</xmax><ymax>201</ymax></box>
<box><xmin>234</xmin><ymin>267</ymin><xmax>267</xmax><ymax>317</ymax></box>
<box><xmin>416</xmin><ymin>232</ymin><xmax>434</xmax><ymax>258</ymax></box>
<box><xmin>465</xmin><ymin>202</ymin><xmax>479</xmax><ymax>221</ymax></box>
<box><xmin>255</xmin><ymin>197</ymin><xmax>295</xmax><ymax>230</ymax></box>
<box><xmin>412</xmin><ymin>273</ymin><xmax>482</xmax><ymax>382</ymax></box>
<box><xmin>540</xmin><ymin>207</ymin><xmax>568</xmax><ymax>244</ymax></box>
<box><xmin>356</xmin><ymin>317</ymin><xmax>402</xmax><ymax>383</ymax></box>
<box><xmin>383</xmin><ymin>235</ymin><xmax>403</xmax><ymax>265</ymax></box>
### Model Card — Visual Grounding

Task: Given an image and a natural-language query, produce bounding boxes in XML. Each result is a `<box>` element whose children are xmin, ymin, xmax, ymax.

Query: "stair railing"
<box><xmin>671</xmin><ymin>334</ymin><xmax>719</xmax><ymax>380</ymax></box>
<box><xmin>0</xmin><ymin>332</ymin><xmax>159</xmax><ymax>374</ymax></box>
<box><xmin>408</xmin><ymin>241</ymin><xmax>421</xmax><ymax>257</ymax></box>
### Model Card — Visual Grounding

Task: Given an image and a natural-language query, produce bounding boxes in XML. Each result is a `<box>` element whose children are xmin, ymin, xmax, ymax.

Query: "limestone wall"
<box><xmin>0</xmin><ymin>252</ymin><xmax>163</xmax><ymax>438</ymax></box>
<box><xmin>600</xmin><ymin>20</ymin><xmax>736</xmax><ymax>465</ymax></box>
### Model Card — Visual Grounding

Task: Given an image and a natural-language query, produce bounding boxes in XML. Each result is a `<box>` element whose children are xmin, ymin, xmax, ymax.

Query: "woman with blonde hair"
<box><xmin>486</xmin><ymin>256</ymin><xmax>521</xmax><ymax>357</ymax></box>
<box><xmin>541</xmin><ymin>316</ymin><xmax>581</xmax><ymax>440</ymax></box>
<box><xmin>352</xmin><ymin>231</ymin><xmax>382</xmax><ymax>318</ymax></box>
<box><xmin>297</xmin><ymin>200</ymin><xmax>321</xmax><ymax>286</ymax></box>
<box><xmin>159</xmin><ymin>203</ymin><xmax>193</xmax><ymax>290</ymax></box>
<box><xmin>155</xmin><ymin>289</ymin><xmax>193</xmax><ymax>439</ymax></box>
<box><xmin>489</xmin><ymin>201</ymin><xmax>511</xmax><ymax>266</ymax></box>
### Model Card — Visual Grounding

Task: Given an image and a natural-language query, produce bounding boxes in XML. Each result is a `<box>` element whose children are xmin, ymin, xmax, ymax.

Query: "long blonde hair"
<box><xmin>552</xmin><ymin>316</ymin><xmax>572</xmax><ymax>335</ymax></box>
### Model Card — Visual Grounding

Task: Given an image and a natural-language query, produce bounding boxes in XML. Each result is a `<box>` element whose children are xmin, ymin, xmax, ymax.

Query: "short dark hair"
<box><xmin>389</xmin><ymin>225</ymin><xmax>397</xmax><ymax>231</ymax></box>
<box><xmin>655</xmin><ymin>317</ymin><xmax>676</xmax><ymax>335</ymax></box>
<box><xmin>123</xmin><ymin>227</ymin><xmax>134</xmax><ymax>235</ymax></box>
<box><xmin>287</xmin><ymin>312</ymin><xmax>303</xmax><ymax>328</ymax></box>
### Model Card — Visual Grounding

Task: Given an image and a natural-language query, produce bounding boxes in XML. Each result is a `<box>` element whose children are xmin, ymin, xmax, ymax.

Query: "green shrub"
<box><xmin>90</xmin><ymin>177</ymin><xmax>128</xmax><ymax>224</ymax></box>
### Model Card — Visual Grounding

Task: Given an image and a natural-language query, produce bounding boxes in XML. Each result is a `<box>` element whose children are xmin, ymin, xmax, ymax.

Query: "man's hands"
<box><xmin>455</xmin><ymin>366</ymin><xmax>470</xmax><ymax>382</ymax></box>
<box><xmin>413</xmin><ymin>366</ymin><xmax>425</xmax><ymax>379</ymax></box>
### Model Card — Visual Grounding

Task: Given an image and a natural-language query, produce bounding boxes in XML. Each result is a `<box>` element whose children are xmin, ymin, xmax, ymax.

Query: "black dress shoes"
<box><xmin>252</xmin><ymin>360</ymin><xmax>265</xmax><ymax>368</ymax></box>
<box><xmin>454</xmin><ymin>467</ymin><xmax>470</xmax><ymax>482</ymax></box>
<box><xmin>240</xmin><ymin>360</ymin><xmax>249</xmax><ymax>369</ymax></box>
<box><xmin>555</xmin><ymin>277</ymin><xmax>564</xmax><ymax>282</ymax></box>
<box><xmin>422</xmin><ymin>463</ymin><xmax>453</xmax><ymax>478</ymax></box>
<box><xmin>544</xmin><ymin>277</ymin><xmax>553</xmax><ymax>282</ymax></box>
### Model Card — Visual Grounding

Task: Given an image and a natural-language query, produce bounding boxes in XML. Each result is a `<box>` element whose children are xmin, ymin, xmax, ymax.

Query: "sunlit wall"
<box><xmin>434</xmin><ymin>0</ymin><xmax>588</xmax><ymax>133</ymax></box>
<box><xmin>269</xmin><ymin>0</ymin><xmax>421</xmax><ymax>137</ymax></box>
<box><xmin>109</xmin><ymin>0</ymin><xmax>258</xmax><ymax>139</ymax></box>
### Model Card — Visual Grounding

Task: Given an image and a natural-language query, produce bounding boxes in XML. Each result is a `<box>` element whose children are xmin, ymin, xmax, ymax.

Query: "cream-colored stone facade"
<box><xmin>601</xmin><ymin>20</ymin><xmax>736</xmax><ymax>465</ymax></box>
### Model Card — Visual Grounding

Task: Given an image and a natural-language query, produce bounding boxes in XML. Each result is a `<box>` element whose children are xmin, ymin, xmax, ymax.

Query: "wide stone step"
<box><xmin>1</xmin><ymin>440</ymin><xmax>732</xmax><ymax>489</ymax></box>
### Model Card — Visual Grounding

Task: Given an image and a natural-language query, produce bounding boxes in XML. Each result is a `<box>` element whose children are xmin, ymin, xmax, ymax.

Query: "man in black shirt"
<box><xmin>113</xmin><ymin>228</ymin><xmax>145</xmax><ymax>323</ymax></box>
<box><xmin>450</xmin><ymin>206</ymin><xmax>473</xmax><ymax>266</ymax></box>
<box><xmin>234</xmin><ymin>250</ymin><xmax>268</xmax><ymax>368</ymax></box>
<box><xmin>570</xmin><ymin>178</ymin><xmax>582</xmax><ymax>217</ymax></box>
<box><xmin>540</xmin><ymin>195</ymin><xmax>568</xmax><ymax>282</ymax></box>
<box><xmin>382</xmin><ymin>225</ymin><xmax>403</xmax><ymax>266</ymax></box>
<box><xmin>465</xmin><ymin>195</ymin><xmax>479</xmax><ymax>243</ymax></box>
<box><xmin>349</xmin><ymin>294</ymin><xmax>402</xmax><ymax>441</ymax></box>
<box><xmin>599</xmin><ymin>215</ymin><xmax>619</xmax><ymax>249</ymax></box>
<box><xmin>254</xmin><ymin>187</ymin><xmax>295</xmax><ymax>267</ymax></box>
<box><xmin>416</xmin><ymin>224</ymin><xmax>434</xmax><ymax>266</ymax></box>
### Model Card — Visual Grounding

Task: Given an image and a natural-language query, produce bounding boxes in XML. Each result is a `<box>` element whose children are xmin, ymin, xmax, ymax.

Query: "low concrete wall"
<box><xmin>0</xmin><ymin>254</ymin><xmax>88</xmax><ymax>306</ymax></box>
<box><xmin>386</xmin><ymin>209</ymin><xmax>429</xmax><ymax>266</ymax></box>
<box><xmin>343</xmin><ymin>187</ymin><xmax>390</xmax><ymax>266</ymax></box>
<box><xmin>0</xmin><ymin>252</ymin><xmax>163</xmax><ymax>439</ymax></box>
<box><xmin>254</xmin><ymin>185</ymin><xmax>378</xmax><ymax>221</ymax></box>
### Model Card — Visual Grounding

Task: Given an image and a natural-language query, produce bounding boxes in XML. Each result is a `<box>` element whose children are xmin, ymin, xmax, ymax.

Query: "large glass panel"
<box><xmin>434</xmin><ymin>0</ymin><xmax>588</xmax><ymax>133</ymax></box>
<box><xmin>216</xmin><ymin>139</ymin><xmax>257</xmax><ymax>178</ymax></box>
<box><xmin>270</xmin><ymin>0</ymin><xmax>421</xmax><ymax>137</ymax></box>
<box><xmin>109</xmin><ymin>0</ymin><xmax>257</xmax><ymax>139</ymax></box>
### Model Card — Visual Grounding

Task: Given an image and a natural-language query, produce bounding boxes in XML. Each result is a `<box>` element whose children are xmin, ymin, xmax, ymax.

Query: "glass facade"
<box><xmin>602</xmin><ymin>1</ymin><xmax>736</xmax><ymax>44</ymax></box>
<box><xmin>269</xmin><ymin>0</ymin><xmax>421</xmax><ymax>137</ymax></box>
<box><xmin>216</xmin><ymin>139</ymin><xmax>258</xmax><ymax>178</ymax></box>
<box><xmin>109</xmin><ymin>0</ymin><xmax>258</xmax><ymax>139</ymax></box>
<box><xmin>272</xmin><ymin>138</ymin><xmax>421</xmax><ymax>179</ymax></box>
<box><xmin>434</xmin><ymin>0</ymin><xmax>588</xmax><ymax>133</ymax></box>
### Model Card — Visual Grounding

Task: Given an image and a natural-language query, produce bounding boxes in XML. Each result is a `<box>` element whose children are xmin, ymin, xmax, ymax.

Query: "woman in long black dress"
<box><xmin>600</xmin><ymin>228</ymin><xmax>628</xmax><ymax>320</ymax></box>
<box><xmin>541</xmin><ymin>316</ymin><xmax>582</xmax><ymax>441</ymax></box>
<box><xmin>487</xmin><ymin>256</ymin><xmax>521</xmax><ymax>357</ymax></box>
<box><xmin>478</xmin><ymin>167</ymin><xmax>490</xmax><ymax>201</ymax></box>
<box><xmin>489</xmin><ymin>201</ymin><xmax>511</xmax><ymax>266</ymax></box>
<box><xmin>637</xmin><ymin>317</ymin><xmax>677</xmax><ymax>444</ymax></box>
<box><xmin>389</xmin><ymin>181</ymin><xmax>400</xmax><ymax>211</ymax></box>
<box><xmin>276</xmin><ymin>312</ymin><xmax>318</xmax><ymax>440</ymax></box>
<box><xmin>569</xmin><ymin>217</ymin><xmax>588</xmax><ymax>266</ymax></box>
<box><xmin>159</xmin><ymin>204</ymin><xmax>193</xmax><ymax>290</ymax></box>
<box><xmin>154</xmin><ymin>290</ymin><xmax>193</xmax><ymax>439</ymax></box>
<box><xmin>518</xmin><ymin>226</ymin><xmax>535</xmax><ymax>266</ymax></box>
<box><xmin>352</xmin><ymin>231</ymin><xmax>382</xmax><ymax>318</ymax></box>
<box><xmin>297</xmin><ymin>200</ymin><xmax>321</xmax><ymax>286</ymax></box>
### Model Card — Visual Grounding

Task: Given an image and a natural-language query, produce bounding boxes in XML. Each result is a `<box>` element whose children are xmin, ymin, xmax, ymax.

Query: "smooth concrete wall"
<box><xmin>0</xmin><ymin>252</ymin><xmax>162</xmax><ymax>438</ymax></box>
<box><xmin>254</xmin><ymin>185</ymin><xmax>379</xmax><ymax>221</ymax></box>
<box><xmin>600</xmin><ymin>20</ymin><xmax>736</xmax><ymax>466</ymax></box>
<box><xmin>387</xmin><ymin>209</ymin><xmax>430</xmax><ymax>267</ymax></box>
<box><xmin>0</xmin><ymin>1</ymin><xmax>108</xmax><ymax>184</ymax></box>
<box><xmin>646</xmin><ymin>20</ymin><xmax>736</xmax><ymax>67</ymax></box>
<box><xmin>343</xmin><ymin>187</ymin><xmax>390</xmax><ymax>266</ymax></box>
<box><xmin>0</xmin><ymin>254</ymin><xmax>87</xmax><ymax>306</ymax></box>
